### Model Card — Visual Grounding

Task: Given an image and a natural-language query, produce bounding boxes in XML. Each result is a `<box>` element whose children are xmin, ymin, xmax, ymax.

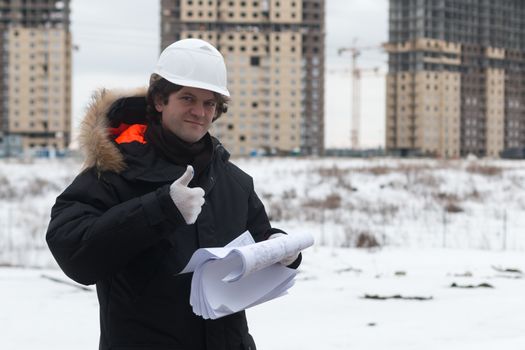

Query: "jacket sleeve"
<box><xmin>46</xmin><ymin>168</ymin><xmax>186</xmax><ymax>285</ymax></box>
<box><xmin>246</xmin><ymin>187</ymin><xmax>272</xmax><ymax>242</ymax></box>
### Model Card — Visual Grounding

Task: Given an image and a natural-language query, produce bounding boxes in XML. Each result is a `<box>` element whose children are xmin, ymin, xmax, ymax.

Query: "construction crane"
<box><xmin>338</xmin><ymin>44</ymin><xmax>384</xmax><ymax>149</ymax></box>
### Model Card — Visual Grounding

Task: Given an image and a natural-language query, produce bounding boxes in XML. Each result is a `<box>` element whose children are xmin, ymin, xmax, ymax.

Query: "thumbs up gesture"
<box><xmin>169</xmin><ymin>165</ymin><xmax>205</xmax><ymax>224</ymax></box>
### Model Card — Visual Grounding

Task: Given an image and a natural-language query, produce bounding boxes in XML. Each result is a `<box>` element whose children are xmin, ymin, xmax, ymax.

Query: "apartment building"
<box><xmin>160</xmin><ymin>0</ymin><xmax>325</xmax><ymax>156</ymax></box>
<box><xmin>385</xmin><ymin>0</ymin><xmax>525</xmax><ymax>158</ymax></box>
<box><xmin>0</xmin><ymin>0</ymin><xmax>72</xmax><ymax>156</ymax></box>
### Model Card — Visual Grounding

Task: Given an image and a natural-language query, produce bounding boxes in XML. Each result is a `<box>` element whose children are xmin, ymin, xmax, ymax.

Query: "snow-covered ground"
<box><xmin>1</xmin><ymin>157</ymin><xmax>525</xmax><ymax>349</ymax></box>
<box><xmin>1</xmin><ymin>246</ymin><xmax>524</xmax><ymax>350</ymax></box>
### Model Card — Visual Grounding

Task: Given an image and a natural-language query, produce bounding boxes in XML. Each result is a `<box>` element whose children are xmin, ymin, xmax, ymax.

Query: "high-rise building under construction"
<box><xmin>160</xmin><ymin>0</ymin><xmax>325</xmax><ymax>156</ymax></box>
<box><xmin>385</xmin><ymin>0</ymin><xmax>525</xmax><ymax>157</ymax></box>
<box><xmin>0</xmin><ymin>0</ymin><xmax>72</xmax><ymax>156</ymax></box>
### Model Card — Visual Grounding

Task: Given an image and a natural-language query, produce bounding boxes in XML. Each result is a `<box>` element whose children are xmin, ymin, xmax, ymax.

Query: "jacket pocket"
<box><xmin>119</xmin><ymin>242</ymin><xmax>170</xmax><ymax>300</ymax></box>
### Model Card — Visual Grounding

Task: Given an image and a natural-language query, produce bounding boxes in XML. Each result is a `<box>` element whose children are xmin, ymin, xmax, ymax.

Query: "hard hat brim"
<box><xmin>155</xmin><ymin>68</ymin><xmax>230</xmax><ymax>97</ymax></box>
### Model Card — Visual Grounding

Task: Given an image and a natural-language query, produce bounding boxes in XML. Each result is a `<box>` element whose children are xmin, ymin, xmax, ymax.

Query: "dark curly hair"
<box><xmin>146</xmin><ymin>74</ymin><xmax>229</xmax><ymax>123</ymax></box>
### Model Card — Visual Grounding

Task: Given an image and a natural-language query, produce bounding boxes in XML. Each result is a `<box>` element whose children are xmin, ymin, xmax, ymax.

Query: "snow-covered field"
<box><xmin>2</xmin><ymin>247</ymin><xmax>524</xmax><ymax>350</ymax></box>
<box><xmin>1</xmin><ymin>157</ymin><xmax>525</xmax><ymax>349</ymax></box>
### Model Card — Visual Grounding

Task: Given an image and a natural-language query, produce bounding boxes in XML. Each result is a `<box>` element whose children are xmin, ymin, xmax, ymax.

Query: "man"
<box><xmin>46</xmin><ymin>39</ymin><xmax>301</xmax><ymax>350</ymax></box>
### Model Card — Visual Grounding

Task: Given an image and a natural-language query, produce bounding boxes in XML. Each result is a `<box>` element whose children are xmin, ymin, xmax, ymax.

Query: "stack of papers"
<box><xmin>180</xmin><ymin>231</ymin><xmax>314</xmax><ymax>319</ymax></box>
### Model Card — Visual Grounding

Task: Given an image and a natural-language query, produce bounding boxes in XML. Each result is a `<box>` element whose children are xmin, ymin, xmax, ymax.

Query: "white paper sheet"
<box><xmin>180</xmin><ymin>231</ymin><xmax>314</xmax><ymax>319</ymax></box>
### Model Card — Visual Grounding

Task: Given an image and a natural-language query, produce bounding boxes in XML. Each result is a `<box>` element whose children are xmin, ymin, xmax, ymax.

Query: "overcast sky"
<box><xmin>70</xmin><ymin>0</ymin><xmax>389</xmax><ymax>149</ymax></box>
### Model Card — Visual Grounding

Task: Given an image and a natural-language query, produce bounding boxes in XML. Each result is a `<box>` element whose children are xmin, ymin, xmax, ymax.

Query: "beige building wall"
<box><xmin>386</xmin><ymin>72</ymin><xmax>418</xmax><ymax>150</ymax></box>
<box><xmin>386</xmin><ymin>70</ymin><xmax>461</xmax><ymax>157</ymax></box>
<box><xmin>385</xmin><ymin>38</ymin><xmax>462</xmax><ymax>158</ymax></box>
<box><xmin>414</xmin><ymin>71</ymin><xmax>461</xmax><ymax>157</ymax></box>
<box><xmin>180</xmin><ymin>0</ymin><xmax>218</xmax><ymax>22</ymax></box>
<box><xmin>217</xmin><ymin>0</ymin><xmax>262</xmax><ymax>23</ymax></box>
<box><xmin>268</xmin><ymin>0</ymin><xmax>302</xmax><ymax>23</ymax></box>
<box><xmin>178</xmin><ymin>0</ymin><xmax>302</xmax><ymax>23</ymax></box>
<box><xmin>485</xmin><ymin>68</ymin><xmax>505</xmax><ymax>157</ymax></box>
<box><xmin>384</xmin><ymin>38</ymin><xmax>461</xmax><ymax>56</ymax></box>
<box><xmin>414</xmin><ymin>73</ymin><xmax>433</xmax><ymax>153</ymax></box>
<box><xmin>6</xmin><ymin>26</ymin><xmax>71</xmax><ymax>151</ymax></box>
<box><xmin>265</xmin><ymin>32</ymin><xmax>302</xmax><ymax>152</ymax></box>
<box><xmin>439</xmin><ymin>72</ymin><xmax>461</xmax><ymax>157</ymax></box>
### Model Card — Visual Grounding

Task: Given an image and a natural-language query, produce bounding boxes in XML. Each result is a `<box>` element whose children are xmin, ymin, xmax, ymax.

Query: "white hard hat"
<box><xmin>154</xmin><ymin>38</ymin><xmax>230</xmax><ymax>97</ymax></box>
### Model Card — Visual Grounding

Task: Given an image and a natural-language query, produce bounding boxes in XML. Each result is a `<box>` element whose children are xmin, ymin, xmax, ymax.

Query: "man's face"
<box><xmin>156</xmin><ymin>86</ymin><xmax>217</xmax><ymax>143</ymax></box>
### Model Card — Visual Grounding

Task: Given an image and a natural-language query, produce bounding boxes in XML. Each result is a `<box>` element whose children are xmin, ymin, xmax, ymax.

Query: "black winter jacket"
<box><xmin>46</xmin><ymin>90</ymin><xmax>301</xmax><ymax>350</ymax></box>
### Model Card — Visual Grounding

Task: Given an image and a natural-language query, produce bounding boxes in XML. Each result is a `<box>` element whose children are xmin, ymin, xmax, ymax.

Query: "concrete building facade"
<box><xmin>160</xmin><ymin>0</ymin><xmax>325</xmax><ymax>156</ymax></box>
<box><xmin>386</xmin><ymin>0</ymin><xmax>525</xmax><ymax>158</ymax></box>
<box><xmin>0</xmin><ymin>0</ymin><xmax>71</xmax><ymax>156</ymax></box>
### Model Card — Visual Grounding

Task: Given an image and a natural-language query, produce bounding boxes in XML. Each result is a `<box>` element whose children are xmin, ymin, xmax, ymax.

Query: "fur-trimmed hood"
<box><xmin>79</xmin><ymin>88</ymin><xmax>148</xmax><ymax>173</ymax></box>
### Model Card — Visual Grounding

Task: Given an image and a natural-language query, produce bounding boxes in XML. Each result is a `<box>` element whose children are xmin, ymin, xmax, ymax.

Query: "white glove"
<box><xmin>269</xmin><ymin>233</ymin><xmax>300</xmax><ymax>266</ymax></box>
<box><xmin>169</xmin><ymin>165</ymin><xmax>205</xmax><ymax>224</ymax></box>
